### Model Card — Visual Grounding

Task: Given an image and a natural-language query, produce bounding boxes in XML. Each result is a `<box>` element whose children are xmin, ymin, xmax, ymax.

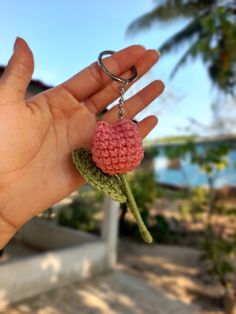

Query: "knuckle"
<box><xmin>109</xmin><ymin>81</ymin><xmax>119</xmax><ymax>95</ymax></box>
<box><xmin>88</xmin><ymin>63</ymin><xmax>103</xmax><ymax>87</ymax></box>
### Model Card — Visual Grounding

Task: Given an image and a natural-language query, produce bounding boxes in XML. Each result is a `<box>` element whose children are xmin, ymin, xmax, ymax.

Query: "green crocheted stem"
<box><xmin>72</xmin><ymin>148</ymin><xmax>127</xmax><ymax>203</ymax></box>
<box><xmin>119</xmin><ymin>173</ymin><xmax>153</xmax><ymax>244</ymax></box>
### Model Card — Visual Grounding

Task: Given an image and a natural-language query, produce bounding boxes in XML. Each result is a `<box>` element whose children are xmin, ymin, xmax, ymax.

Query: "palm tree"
<box><xmin>127</xmin><ymin>0</ymin><xmax>236</xmax><ymax>95</ymax></box>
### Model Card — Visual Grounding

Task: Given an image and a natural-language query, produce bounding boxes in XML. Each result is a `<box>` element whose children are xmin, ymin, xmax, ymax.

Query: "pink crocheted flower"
<box><xmin>91</xmin><ymin>119</ymin><xmax>144</xmax><ymax>175</ymax></box>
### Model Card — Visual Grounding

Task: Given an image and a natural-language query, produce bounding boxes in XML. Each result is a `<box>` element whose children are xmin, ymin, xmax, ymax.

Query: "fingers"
<box><xmin>0</xmin><ymin>218</ymin><xmax>17</xmax><ymax>250</ymax></box>
<box><xmin>61</xmin><ymin>45</ymin><xmax>145</xmax><ymax>101</ymax></box>
<box><xmin>1</xmin><ymin>37</ymin><xmax>34</xmax><ymax>100</ymax></box>
<box><xmin>86</xmin><ymin>49</ymin><xmax>160</xmax><ymax>114</ymax></box>
<box><xmin>103</xmin><ymin>80</ymin><xmax>164</xmax><ymax>123</ymax></box>
<box><xmin>138</xmin><ymin>115</ymin><xmax>158</xmax><ymax>138</ymax></box>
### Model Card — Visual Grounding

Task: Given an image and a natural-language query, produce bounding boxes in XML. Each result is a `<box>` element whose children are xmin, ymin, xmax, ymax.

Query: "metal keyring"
<box><xmin>98</xmin><ymin>50</ymin><xmax>138</xmax><ymax>84</ymax></box>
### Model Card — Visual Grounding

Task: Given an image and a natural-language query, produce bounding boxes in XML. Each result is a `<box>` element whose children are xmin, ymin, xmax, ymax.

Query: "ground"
<box><xmin>118</xmin><ymin>241</ymin><xmax>224</xmax><ymax>314</ymax></box>
<box><xmin>1</xmin><ymin>240</ymin><xmax>224</xmax><ymax>314</ymax></box>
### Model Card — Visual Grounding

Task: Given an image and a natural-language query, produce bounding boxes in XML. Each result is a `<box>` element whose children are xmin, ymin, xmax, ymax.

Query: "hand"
<box><xmin>0</xmin><ymin>38</ymin><xmax>164</xmax><ymax>248</ymax></box>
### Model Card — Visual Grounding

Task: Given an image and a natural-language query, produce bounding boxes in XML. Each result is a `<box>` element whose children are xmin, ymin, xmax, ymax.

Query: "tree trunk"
<box><xmin>206</xmin><ymin>175</ymin><xmax>215</xmax><ymax>228</ymax></box>
<box><xmin>119</xmin><ymin>203</ymin><xmax>128</xmax><ymax>235</ymax></box>
<box><xmin>224</xmin><ymin>287</ymin><xmax>236</xmax><ymax>314</ymax></box>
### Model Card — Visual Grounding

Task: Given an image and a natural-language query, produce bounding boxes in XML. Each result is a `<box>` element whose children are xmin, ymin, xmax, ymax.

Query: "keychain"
<box><xmin>72</xmin><ymin>50</ymin><xmax>153</xmax><ymax>243</ymax></box>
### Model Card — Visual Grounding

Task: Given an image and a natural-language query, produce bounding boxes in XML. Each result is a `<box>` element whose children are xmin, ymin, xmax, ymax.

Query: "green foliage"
<box><xmin>144</xmin><ymin>146</ymin><xmax>160</xmax><ymax>158</ymax></box>
<box><xmin>192</xmin><ymin>187</ymin><xmax>208</xmax><ymax>207</ymax></box>
<box><xmin>178</xmin><ymin>202</ymin><xmax>192</xmax><ymax>220</ymax></box>
<box><xmin>164</xmin><ymin>141</ymin><xmax>232</xmax><ymax>179</ymax></box>
<box><xmin>128</xmin><ymin>171</ymin><xmax>178</xmax><ymax>243</ymax></box>
<box><xmin>178</xmin><ymin>187</ymin><xmax>207</xmax><ymax>220</ymax></box>
<box><xmin>200</xmin><ymin>228</ymin><xmax>236</xmax><ymax>287</ymax></box>
<box><xmin>156</xmin><ymin>186</ymin><xmax>189</xmax><ymax>200</ymax></box>
<box><xmin>129</xmin><ymin>169</ymin><xmax>157</xmax><ymax>211</ymax></box>
<box><xmin>153</xmin><ymin>214</ymin><xmax>173</xmax><ymax>243</ymax></box>
<box><xmin>156</xmin><ymin>135</ymin><xmax>196</xmax><ymax>144</ymax></box>
<box><xmin>164</xmin><ymin>141</ymin><xmax>195</xmax><ymax>160</ymax></box>
<box><xmin>119</xmin><ymin>169</ymin><xmax>159</xmax><ymax>241</ymax></box>
<box><xmin>127</xmin><ymin>1</ymin><xmax>236</xmax><ymax>95</ymax></box>
<box><xmin>190</xmin><ymin>144</ymin><xmax>231</xmax><ymax>176</ymax></box>
<box><xmin>57</xmin><ymin>199</ymin><xmax>98</xmax><ymax>232</ymax></box>
<box><xmin>227</xmin><ymin>208</ymin><xmax>236</xmax><ymax>217</ymax></box>
<box><xmin>74</xmin><ymin>185</ymin><xmax>104</xmax><ymax>207</ymax></box>
<box><xmin>161</xmin><ymin>140</ymin><xmax>236</xmax><ymax>291</ymax></box>
<box><xmin>93</xmin><ymin>189</ymin><xmax>105</xmax><ymax>204</ymax></box>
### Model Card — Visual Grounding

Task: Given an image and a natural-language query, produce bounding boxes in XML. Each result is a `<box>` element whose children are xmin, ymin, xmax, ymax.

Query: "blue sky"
<box><xmin>0</xmin><ymin>0</ymin><xmax>215</xmax><ymax>139</ymax></box>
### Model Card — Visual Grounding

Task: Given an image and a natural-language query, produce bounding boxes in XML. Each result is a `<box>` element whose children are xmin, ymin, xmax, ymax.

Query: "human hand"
<box><xmin>0</xmin><ymin>38</ymin><xmax>164</xmax><ymax>248</ymax></box>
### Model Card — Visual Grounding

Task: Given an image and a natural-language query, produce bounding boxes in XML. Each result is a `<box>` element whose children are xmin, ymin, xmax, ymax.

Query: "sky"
<box><xmin>0</xmin><ymin>0</ymin><xmax>216</xmax><ymax>139</ymax></box>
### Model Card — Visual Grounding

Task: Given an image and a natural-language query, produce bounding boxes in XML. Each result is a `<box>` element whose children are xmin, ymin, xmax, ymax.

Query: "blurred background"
<box><xmin>0</xmin><ymin>1</ymin><xmax>236</xmax><ymax>314</ymax></box>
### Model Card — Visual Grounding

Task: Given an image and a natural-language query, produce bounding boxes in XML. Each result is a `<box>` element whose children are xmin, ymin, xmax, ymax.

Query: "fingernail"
<box><xmin>156</xmin><ymin>50</ymin><xmax>161</xmax><ymax>57</ymax></box>
<box><xmin>14</xmin><ymin>37</ymin><xmax>22</xmax><ymax>51</ymax></box>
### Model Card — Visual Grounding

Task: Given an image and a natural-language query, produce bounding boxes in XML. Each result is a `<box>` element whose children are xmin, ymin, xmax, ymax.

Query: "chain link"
<box><xmin>118</xmin><ymin>81</ymin><xmax>129</xmax><ymax>120</ymax></box>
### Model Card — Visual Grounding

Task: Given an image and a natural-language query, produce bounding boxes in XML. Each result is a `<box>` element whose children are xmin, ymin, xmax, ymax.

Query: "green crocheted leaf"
<box><xmin>72</xmin><ymin>148</ymin><xmax>127</xmax><ymax>203</ymax></box>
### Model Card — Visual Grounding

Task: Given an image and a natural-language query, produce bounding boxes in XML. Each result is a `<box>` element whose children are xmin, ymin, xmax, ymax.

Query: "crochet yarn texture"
<box><xmin>92</xmin><ymin>119</ymin><xmax>144</xmax><ymax>175</ymax></box>
<box><xmin>72</xmin><ymin>148</ymin><xmax>127</xmax><ymax>203</ymax></box>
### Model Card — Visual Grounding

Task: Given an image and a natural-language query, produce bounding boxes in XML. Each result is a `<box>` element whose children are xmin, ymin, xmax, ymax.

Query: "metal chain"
<box><xmin>118</xmin><ymin>81</ymin><xmax>129</xmax><ymax>120</ymax></box>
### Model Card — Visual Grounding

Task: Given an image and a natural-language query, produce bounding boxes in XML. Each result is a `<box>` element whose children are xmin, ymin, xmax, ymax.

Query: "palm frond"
<box><xmin>153</xmin><ymin>0</ymin><xmax>213</xmax><ymax>20</ymax></box>
<box><xmin>127</xmin><ymin>8</ymin><xmax>164</xmax><ymax>36</ymax></box>
<box><xmin>158</xmin><ymin>18</ymin><xmax>202</xmax><ymax>54</ymax></box>
<box><xmin>170</xmin><ymin>40</ymin><xmax>200</xmax><ymax>78</ymax></box>
<box><xmin>127</xmin><ymin>1</ymin><xmax>213</xmax><ymax>36</ymax></box>
<box><xmin>127</xmin><ymin>0</ymin><xmax>236</xmax><ymax>95</ymax></box>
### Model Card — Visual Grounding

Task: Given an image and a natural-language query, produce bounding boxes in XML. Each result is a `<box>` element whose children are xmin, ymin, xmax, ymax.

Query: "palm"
<box><xmin>0</xmin><ymin>88</ymin><xmax>96</xmax><ymax>209</ymax></box>
<box><xmin>0</xmin><ymin>38</ymin><xmax>164</xmax><ymax>248</ymax></box>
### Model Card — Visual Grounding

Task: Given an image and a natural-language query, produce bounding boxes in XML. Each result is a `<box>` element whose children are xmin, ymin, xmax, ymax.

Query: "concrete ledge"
<box><xmin>0</xmin><ymin>242</ymin><xmax>107</xmax><ymax>309</ymax></box>
<box><xmin>0</xmin><ymin>197</ymin><xmax>119</xmax><ymax>309</ymax></box>
<box><xmin>15</xmin><ymin>218</ymin><xmax>99</xmax><ymax>250</ymax></box>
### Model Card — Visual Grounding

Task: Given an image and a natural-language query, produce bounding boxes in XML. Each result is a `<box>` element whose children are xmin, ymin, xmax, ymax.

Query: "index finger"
<box><xmin>61</xmin><ymin>45</ymin><xmax>145</xmax><ymax>101</ymax></box>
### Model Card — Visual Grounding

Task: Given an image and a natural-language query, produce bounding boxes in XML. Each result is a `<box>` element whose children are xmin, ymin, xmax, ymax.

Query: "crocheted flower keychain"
<box><xmin>72</xmin><ymin>50</ymin><xmax>153</xmax><ymax>243</ymax></box>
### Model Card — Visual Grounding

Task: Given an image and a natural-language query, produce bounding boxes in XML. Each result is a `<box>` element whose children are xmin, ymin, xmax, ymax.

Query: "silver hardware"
<box><xmin>118</xmin><ymin>81</ymin><xmax>128</xmax><ymax>119</ymax></box>
<box><xmin>98</xmin><ymin>50</ymin><xmax>137</xmax><ymax>84</ymax></box>
<box><xmin>98</xmin><ymin>50</ymin><xmax>138</xmax><ymax>119</ymax></box>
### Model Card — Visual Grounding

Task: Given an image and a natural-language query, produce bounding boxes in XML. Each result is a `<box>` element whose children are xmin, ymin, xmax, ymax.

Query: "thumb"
<box><xmin>1</xmin><ymin>37</ymin><xmax>34</xmax><ymax>100</ymax></box>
